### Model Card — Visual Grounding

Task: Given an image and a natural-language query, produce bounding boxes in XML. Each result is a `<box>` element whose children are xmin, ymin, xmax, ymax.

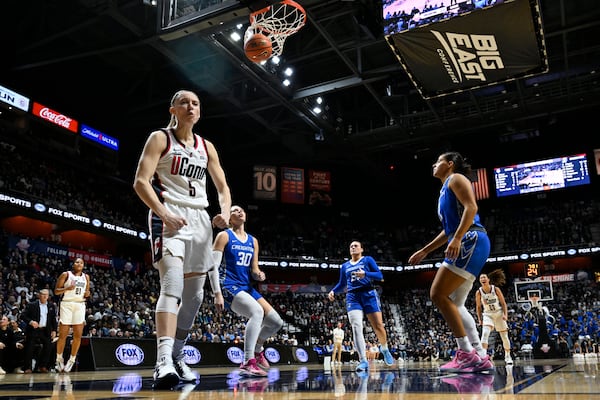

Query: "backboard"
<box><xmin>514</xmin><ymin>278</ymin><xmax>553</xmax><ymax>303</ymax></box>
<box><xmin>159</xmin><ymin>0</ymin><xmax>251</xmax><ymax>40</ymax></box>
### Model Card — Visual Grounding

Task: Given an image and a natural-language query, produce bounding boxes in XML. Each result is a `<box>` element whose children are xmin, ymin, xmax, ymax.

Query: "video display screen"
<box><xmin>383</xmin><ymin>0</ymin><xmax>506</xmax><ymax>35</ymax></box>
<box><xmin>493</xmin><ymin>153</ymin><xmax>590</xmax><ymax>198</ymax></box>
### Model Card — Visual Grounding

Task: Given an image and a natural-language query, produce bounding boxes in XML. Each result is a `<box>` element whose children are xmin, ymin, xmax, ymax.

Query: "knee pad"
<box><xmin>263</xmin><ymin>310</ymin><xmax>283</xmax><ymax>331</ymax></box>
<box><xmin>348</xmin><ymin>310</ymin><xmax>366</xmax><ymax>358</ymax></box>
<box><xmin>449</xmin><ymin>280</ymin><xmax>472</xmax><ymax>306</ymax></box>
<box><xmin>155</xmin><ymin>294</ymin><xmax>180</xmax><ymax>314</ymax></box>
<box><xmin>481</xmin><ymin>325</ymin><xmax>492</xmax><ymax>344</ymax></box>
<box><xmin>158</xmin><ymin>255</ymin><xmax>184</xmax><ymax>298</ymax></box>
<box><xmin>348</xmin><ymin>310</ymin><xmax>363</xmax><ymax>331</ymax></box>
<box><xmin>177</xmin><ymin>275</ymin><xmax>207</xmax><ymax>331</ymax></box>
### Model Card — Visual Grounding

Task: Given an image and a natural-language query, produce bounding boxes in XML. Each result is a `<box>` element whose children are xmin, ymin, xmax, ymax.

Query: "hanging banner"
<box><xmin>281</xmin><ymin>167</ymin><xmax>305</xmax><ymax>205</ymax></box>
<box><xmin>385</xmin><ymin>0</ymin><xmax>548</xmax><ymax>98</ymax></box>
<box><xmin>253</xmin><ymin>165</ymin><xmax>277</xmax><ymax>200</ymax></box>
<box><xmin>308</xmin><ymin>169</ymin><xmax>332</xmax><ymax>206</ymax></box>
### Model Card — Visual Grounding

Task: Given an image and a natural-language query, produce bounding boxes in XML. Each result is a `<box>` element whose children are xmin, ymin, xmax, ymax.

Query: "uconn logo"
<box><xmin>115</xmin><ymin>344</ymin><xmax>145</xmax><ymax>366</ymax></box>
<box><xmin>183</xmin><ymin>345</ymin><xmax>201</xmax><ymax>364</ymax></box>
<box><xmin>264</xmin><ymin>347</ymin><xmax>280</xmax><ymax>364</ymax></box>
<box><xmin>295</xmin><ymin>348</ymin><xmax>309</xmax><ymax>363</ymax></box>
<box><xmin>226</xmin><ymin>347</ymin><xmax>244</xmax><ymax>364</ymax></box>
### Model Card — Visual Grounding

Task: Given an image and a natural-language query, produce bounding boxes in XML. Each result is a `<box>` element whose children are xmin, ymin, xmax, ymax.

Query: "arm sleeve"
<box><xmin>208</xmin><ymin>266</ymin><xmax>221</xmax><ymax>294</ymax></box>
<box><xmin>330</xmin><ymin>264</ymin><xmax>347</xmax><ymax>294</ymax></box>
<box><xmin>209</xmin><ymin>250</ymin><xmax>223</xmax><ymax>293</ymax></box>
<box><xmin>364</xmin><ymin>257</ymin><xmax>384</xmax><ymax>281</ymax></box>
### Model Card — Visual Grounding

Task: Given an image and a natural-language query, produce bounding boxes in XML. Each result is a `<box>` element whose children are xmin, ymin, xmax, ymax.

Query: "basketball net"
<box><xmin>529</xmin><ymin>295</ymin><xmax>541</xmax><ymax>310</ymax></box>
<box><xmin>246</xmin><ymin>0</ymin><xmax>306</xmax><ymax>58</ymax></box>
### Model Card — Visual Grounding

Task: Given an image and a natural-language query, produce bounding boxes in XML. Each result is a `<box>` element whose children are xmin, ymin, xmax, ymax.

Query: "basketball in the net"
<box><xmin>244</xmin><ymin>33</ymin><xmax>273</xmax><ymax>63</ymax></box>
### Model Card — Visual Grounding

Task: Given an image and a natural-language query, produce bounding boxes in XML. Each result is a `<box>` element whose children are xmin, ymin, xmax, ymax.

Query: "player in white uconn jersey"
<box><xmin>134</xmin><ymin>90</ymin><xmax>231</xmax><ymax>389</ymax></box>
<box><xmin>476</xmin><ymin>269</ymin><xmax>513</xmax><ymax>364</ymax></box>
<box><xmin>54</xmin><ymin>257</ymin><xmax>90</xmax><ymax>373</ymax></box>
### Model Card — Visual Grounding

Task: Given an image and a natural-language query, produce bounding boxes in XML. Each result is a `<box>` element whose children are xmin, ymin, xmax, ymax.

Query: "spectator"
<box><xmin>20</xmin><ymin>289</ymin><xmax>58</xmax><ymax>373</ymax></box>
<box><xmin>0</xmin><ymin>315</ymin><xmax>24</xmax><ymax>374</ymax></box>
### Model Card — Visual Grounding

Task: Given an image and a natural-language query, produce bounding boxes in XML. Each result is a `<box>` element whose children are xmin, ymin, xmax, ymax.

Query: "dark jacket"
<box><xmin>20</xmin><ymin>300</ymin><xmax>58</xmax><ymax>335</ymax></box>
<box><xmin>0</xmin><ymin>326</ymin><xmax>18</xmax><ymax>347</ymax></box>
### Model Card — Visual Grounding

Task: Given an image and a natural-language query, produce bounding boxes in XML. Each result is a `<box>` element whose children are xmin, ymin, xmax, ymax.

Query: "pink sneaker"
<box><xmin>469</xmin><ymin>354</ymin><xmax>495</xmax><ymax>373</ymax></box>
<box><xmin>239</xmin><ymin>359</ymin><xmax>268</xmax><ymax>377</ymax></box>
<box><xmin>440</xmin><ymin>353</ymin><xmax>460</xmax><ymax>372</ymax></box>
<box><xmin>441</xmin><ymin>349</ymin><xmax>494</xmax><ymax>373</ymax></box>
<box><xmin>255</xmin><ymin>351</ymin><xmax>270</xmax><ymax>370</ymax></box>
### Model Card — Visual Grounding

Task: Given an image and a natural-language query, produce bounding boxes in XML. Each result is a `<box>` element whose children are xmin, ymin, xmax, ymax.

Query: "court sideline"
<box><xmin>0</xmin><ymin>357</ymin><xmax>598</xmax><ymax>399</ymax></box>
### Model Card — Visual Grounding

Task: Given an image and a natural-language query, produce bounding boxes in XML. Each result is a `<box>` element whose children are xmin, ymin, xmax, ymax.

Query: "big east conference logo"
<box><xmin>431</xmin><ymin>31</ymin><xmax>504</xmax><ymax>85</ymax></box>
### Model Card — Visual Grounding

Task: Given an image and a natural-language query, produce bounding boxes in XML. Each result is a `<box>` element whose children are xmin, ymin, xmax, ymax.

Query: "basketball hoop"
<box><xmin>245</xmin><ymin>0</ymin><xmax>306</xmax><ymax>58</ymax></box>
<box><xmin>529</xmin><ymin>295</ymin><xmax>540</xmax><ymax>309</ymax></box>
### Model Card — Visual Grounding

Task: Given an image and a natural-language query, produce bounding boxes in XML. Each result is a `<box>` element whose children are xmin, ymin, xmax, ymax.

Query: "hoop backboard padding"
<box><xmin>247</xmin><ymin>0</ymin><xmax>306</xmax><ymax>57</ymax></box>
<box><xmin>159</xmin><ymin>0</ymin><xmax>250</xmax><ymax>41</ymax></box>
<box><xmin>514</xmin><ymin>278</ymin><xmax>553</xmax><ymax>303</ymax></box>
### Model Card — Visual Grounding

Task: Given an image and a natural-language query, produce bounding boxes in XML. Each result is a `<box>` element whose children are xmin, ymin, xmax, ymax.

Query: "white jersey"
<box><xmin>152</xmin><ymin>128</ymin><xmax>209</xmax><ymax>209</ymax></box>
<box><xmin>479</xmin><ymin>285</ymin><xmax>502</xmax><ymax>313</ymax></box>
<box><xmin>61</xmin><ymin>271</ymin><xmax>87</xmax><ymax>303</ymax></box>
<box><xmin>333</xmin><ymin>327</ymin><xmax>344</xmax><ymax>344</ymax></box>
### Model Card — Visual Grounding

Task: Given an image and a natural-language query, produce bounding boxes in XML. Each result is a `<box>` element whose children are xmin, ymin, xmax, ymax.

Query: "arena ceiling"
<box><xmin>2</xmin><ymin>0</ymin><xmax>600</xmax><ymax>175</ymax></box>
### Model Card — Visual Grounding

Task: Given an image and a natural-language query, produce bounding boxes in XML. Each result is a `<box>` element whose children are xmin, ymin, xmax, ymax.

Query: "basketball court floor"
<box><xmin>0</xmin><ymin>358</ymin><xmax>598</xmax><ymax>399</ymax></box>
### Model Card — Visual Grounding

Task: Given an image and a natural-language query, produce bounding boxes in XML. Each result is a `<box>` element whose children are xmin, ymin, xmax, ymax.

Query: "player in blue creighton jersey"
<box><xmin>134</xmin><ymin>90</ymin><xmax>231</xmax><ymax>389</ymax></box>
<box><xmin>213</xmin><ymin>205</ymin><xmax>283</xmax><ymax>377</ymax></box>
<box><xmin>328</xmin><ymin>241</ymin><xmax>395</xmax><ymax>372</ymax></box>
<box><xmin>408</xmin><ymin>151</ymin><xmax>493</xmax><ymax>373</ymax></box>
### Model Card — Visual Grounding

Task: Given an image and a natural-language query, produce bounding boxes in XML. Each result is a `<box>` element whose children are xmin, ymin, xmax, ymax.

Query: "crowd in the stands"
<box><xmin>0</xmin><ymin>121</ymin><xmax>599</xmax><ymax>374</ymax></box>
<box><xmin>1</xmin><ymin>227</ymin><xmax>598</xmax><ymax>373</ymax></box>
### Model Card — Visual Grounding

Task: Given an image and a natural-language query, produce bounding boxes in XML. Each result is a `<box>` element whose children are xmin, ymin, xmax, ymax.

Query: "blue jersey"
<box><xmin>221</xmin><ymin>229</ymin><xmax>255</xmax><ymax>287</ymax></box>
<box><xmin>331</xmin><ymin>256</ymin><xmax>383</xmax><ymax>294</ymax></box>
<box><xmin>331</xmin><ymin>256</ymin><xmax>384</xmax><ymax>314</ymax></box>
<box><xmin>220</xmin><ymin>229</ymin><xmax>262</xmax><ymax>306</ymax></box>
<box><xmin>438</xmin><ymin>174</ymin><xmax>485</xmax><ymax>239</ymax></box>
<box><xmin>438</xmin><ymin>174</ymin><xmax>490</xmax><ymax>277</ymax></box>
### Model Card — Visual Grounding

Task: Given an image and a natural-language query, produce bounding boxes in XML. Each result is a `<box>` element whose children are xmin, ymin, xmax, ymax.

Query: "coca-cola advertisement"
<box><xmin>32</xmin><ymin>102</ymin><xmax>78</xmax><ymax>133</ymax></box>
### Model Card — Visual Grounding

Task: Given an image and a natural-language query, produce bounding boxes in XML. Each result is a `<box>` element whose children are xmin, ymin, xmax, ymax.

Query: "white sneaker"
<box><xmin>0</xmin><ymin>367</ymin><xmax>6</xmax><ymax>375</ymax></box>
<box><xmin>64</xmin><ymin>359</ymin><xmax>75</xmax><ymax>373</ymax></box>
<box><xmin>174</xmin><ymin>358</ymin><xmax>197</xmax><ymax>382</ymax></box>
<box><xmin>153</xmin><ymin>360</ymin><xmax>180</xmax><ymax>390</ymax></box>
<box><xmin>56</xmin><ymin>357</ymin><xmax>65</xmax><ymax>372</ymax></box>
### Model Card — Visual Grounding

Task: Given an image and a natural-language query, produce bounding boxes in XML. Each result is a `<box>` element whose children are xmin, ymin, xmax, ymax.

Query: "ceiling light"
<box><xmin>230</xmin><ymin>32</ymin><xmax>241</xmax><ymax>41</ymax></box>
<box><xmin>271</xmin><ymin>56</ymin><xmax>280</xmax><ymax>65</ymax></box>
<box><xmin>283</xmin><ymin>79</ymin><xmax>291</xmax><ymax>87</ymax></box>
<box><xmin>313</xmin><ymin>107</ymin><xmax>322</xmax><ymax>114</ymax></box>
<box><xmin>316</xmin><ymin>97</ymin><xmax>323</xmax><ymax>104</ymax></box>
<box><xmin>284</xmin><ymin>67</ymin><xmax>293</xmax><ymax>76</ymax></box>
